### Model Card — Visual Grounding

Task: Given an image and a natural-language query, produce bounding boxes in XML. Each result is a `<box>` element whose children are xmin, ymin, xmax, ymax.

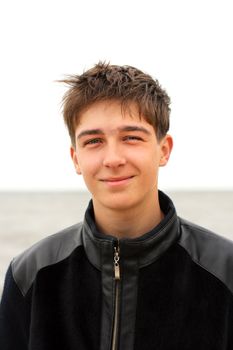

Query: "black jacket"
<box><xmin>1</xmin><ymin>191</ymin><xmax>233</xmax><ymax>350</ymax></box>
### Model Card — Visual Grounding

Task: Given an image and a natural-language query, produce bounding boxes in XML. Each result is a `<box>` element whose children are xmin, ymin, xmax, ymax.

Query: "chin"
<box><xmin>96</xmin><ymin>194</ymin><xmax>141</xmax><ymax>212</ymax></box>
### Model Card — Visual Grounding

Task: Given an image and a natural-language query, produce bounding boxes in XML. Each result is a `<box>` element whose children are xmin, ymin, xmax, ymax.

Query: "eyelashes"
<box><xmin>123</xmin><ymin>136</ymin><xmax>143</xmax><ymax>141</ymax></box>
<box><xmin>83</xmin><ymin>138</ymin><xmax>102</xmax><ymax>146</ymax></box>
<box><xmin>83</xmin><ymin>135</ymin><xmax>144</xmax><ymax>147</ymax></box>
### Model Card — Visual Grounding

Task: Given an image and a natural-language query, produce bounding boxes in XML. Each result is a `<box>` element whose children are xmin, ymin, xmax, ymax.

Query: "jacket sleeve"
<box><xmin>0</xmin><ymin>264</ymin><xmax>30</xmax><ymax>350</ymax></box>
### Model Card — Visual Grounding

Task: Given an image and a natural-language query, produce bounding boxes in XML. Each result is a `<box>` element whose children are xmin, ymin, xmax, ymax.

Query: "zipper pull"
<box><xmin>114</xmin><ymin>245</ymin><xmax>120</xmax><ymax>280</ymax></box>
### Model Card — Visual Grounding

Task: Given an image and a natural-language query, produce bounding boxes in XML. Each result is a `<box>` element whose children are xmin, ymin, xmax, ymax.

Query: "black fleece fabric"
<box><xmin>1</xmin><ymin>192</ymin><xmax>233</xmax><ymax>349</ymax></box>
<box><xmin>134</xmin><ymin>244</ymin><xmax>233</xmax><ymax>349</ymax></box>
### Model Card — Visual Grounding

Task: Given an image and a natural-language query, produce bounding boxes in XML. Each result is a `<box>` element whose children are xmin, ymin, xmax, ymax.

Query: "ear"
<box><xmin>70</xmin><ymin>146</ymin><xmax>82</xmax><ymax>174</ymax></box>
<box><xmin>159</xmin><ymin>134</ymin><xmax>173</xmax><ymax>167</ymax></box>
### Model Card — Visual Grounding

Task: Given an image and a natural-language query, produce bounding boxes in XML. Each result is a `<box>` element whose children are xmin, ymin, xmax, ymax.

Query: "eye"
<box><xmin>83</xmin><ymin>138</ymin><xmax>103</xmax><ymax>146</ymax></box>
<box><xmin>123</xmin><ymin>135</ymin><xmax>143</xmax><ymax>142</ymax></box>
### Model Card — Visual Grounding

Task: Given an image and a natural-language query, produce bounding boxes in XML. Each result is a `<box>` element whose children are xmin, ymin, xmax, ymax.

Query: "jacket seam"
<box><xmin>178</xmin><ymin>242</ymin><xmax>233</xmax><ymax>297</ymax></box>
<box><xmin>12</xmin><ymin>245</ymin><xmax>84</xmax><ymax>297</ymax></box>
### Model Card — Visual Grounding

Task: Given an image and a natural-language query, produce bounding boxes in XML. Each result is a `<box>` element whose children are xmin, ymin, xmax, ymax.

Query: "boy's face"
<box><xmin>71</xmin><ymin>100</ymin><xmax>172</xmax><ymax>212</ymax></box>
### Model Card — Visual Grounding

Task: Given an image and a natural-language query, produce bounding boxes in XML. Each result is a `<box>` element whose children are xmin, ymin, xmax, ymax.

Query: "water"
<box><xmin>1</xmin><ymin>190</ymin><xmax>233</xmax><ymax>293</ymax></box>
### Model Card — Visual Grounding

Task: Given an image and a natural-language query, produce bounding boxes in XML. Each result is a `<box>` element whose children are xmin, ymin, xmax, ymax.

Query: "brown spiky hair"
<box><xmin>60</xmin><ymin>62</ymin><xmax>171</xmax><ymax>146</ymax></box>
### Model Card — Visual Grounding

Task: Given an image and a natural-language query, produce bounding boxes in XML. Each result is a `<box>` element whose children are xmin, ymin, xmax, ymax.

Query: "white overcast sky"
<box><xmin>0</xmin><ymin>0</ymin><xmax>232</xmax><ymax>191</ymax></box>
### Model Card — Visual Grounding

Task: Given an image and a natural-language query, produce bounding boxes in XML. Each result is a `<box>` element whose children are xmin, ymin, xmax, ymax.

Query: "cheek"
<box><xmin>79</xmin><ymin>156</ymin><xmax>100</xmax><ymax>178</ymax></box>
<box><xmin>137</xmin><ymin>152</ymin><xmax>160</xmax><ymax>178</ymax></box>
<box><xmin>132</xmin><ymin>149</ymin><xmax>159</xmax><ymax>167</ymax></box>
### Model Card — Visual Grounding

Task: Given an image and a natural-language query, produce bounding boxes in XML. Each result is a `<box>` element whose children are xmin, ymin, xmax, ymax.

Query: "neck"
<box><xmin>92</xmin><ymin>192</ymin><xmax>164</xmax><ymax>239</ymax></box>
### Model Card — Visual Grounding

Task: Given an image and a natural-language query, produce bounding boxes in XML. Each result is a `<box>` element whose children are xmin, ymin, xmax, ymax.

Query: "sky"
<box><xmin>0</xmin><ymin>0</ymin><xmax>232</xmax><ymax>191</ymax></box>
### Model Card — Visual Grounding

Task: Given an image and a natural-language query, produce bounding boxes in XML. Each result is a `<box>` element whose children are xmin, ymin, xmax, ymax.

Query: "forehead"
<box><xmin>75</xmin><ymin>100</ymin><xmax>154</xmax><ymax>134</ymax></box>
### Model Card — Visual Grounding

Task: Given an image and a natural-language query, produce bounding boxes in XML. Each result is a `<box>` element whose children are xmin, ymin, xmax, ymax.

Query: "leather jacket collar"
<box><xmin>82</xmin><ymin>191</ymin><xmax>180</xmax><ymax>270</ymax></box>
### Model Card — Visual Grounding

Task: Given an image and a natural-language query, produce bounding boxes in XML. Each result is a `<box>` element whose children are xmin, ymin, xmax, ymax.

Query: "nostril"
<box><xmin>103</xmin><ymin>154</ymin><xmax>126</xmax><ymax>167</ymax></box>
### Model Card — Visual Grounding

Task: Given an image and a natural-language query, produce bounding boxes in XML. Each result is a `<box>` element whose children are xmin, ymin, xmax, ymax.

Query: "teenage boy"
<box><xmin>1</xmin><ymin>62</ymin><xmax>233</xmax><ymax>350</ymax></box>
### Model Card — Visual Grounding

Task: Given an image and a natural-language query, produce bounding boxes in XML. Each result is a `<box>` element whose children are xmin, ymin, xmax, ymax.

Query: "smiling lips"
<box><xmin>101</xmin><ymin>176</ymin><xmax>134</xmax><ymax>186</ymax></box>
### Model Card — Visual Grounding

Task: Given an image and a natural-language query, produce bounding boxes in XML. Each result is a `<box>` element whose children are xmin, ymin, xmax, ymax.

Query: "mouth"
<box><xmin>100</xmin><ymin>176</ymin><xmax>134</xmax><ymax>186</ymax></box>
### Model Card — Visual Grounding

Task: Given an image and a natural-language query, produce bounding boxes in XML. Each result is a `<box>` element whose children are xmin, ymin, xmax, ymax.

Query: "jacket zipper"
<box><xmin>111</xmin><ymin>242</ymin><xmax>121</xmax><ymax>350</ymax></box>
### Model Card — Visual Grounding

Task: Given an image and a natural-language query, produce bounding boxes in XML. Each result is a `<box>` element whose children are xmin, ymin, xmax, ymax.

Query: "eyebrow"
<box><xmin>77</xmin><ymin>129</ymin><xmax>103</xmax><ymax>140</ymax></box>
<box><xmin>77</xmin><ymin>125</ymin><xmax>152</xmax><ymax>140</ymax></box>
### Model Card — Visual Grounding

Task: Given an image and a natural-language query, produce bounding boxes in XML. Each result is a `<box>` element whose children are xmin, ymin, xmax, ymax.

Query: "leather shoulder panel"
<box><xmin>178</xmin><ymin>217</ymin><xmax>233</xmax><ymax>294</ymax></box>
<box><xmin>12</xmin><ymin>223</ymin><xmax>83</xmax><ymax>296</ymax></box>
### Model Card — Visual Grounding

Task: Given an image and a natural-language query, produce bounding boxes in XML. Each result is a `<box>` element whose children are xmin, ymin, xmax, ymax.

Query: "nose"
<box><xmin>102</xmin><ymin>144</ymin><xmax>126</xmax><ymax>168</ymax></box>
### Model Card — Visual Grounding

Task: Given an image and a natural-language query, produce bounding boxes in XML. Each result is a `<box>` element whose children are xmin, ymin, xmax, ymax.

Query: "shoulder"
<box><xmin>12</xmin><ymin>222</ymin><xmax>84</xmax><ymax>296</ymax></box>
<box><xmin>178</xmin><ymin>217</ymin><xmax>233</xmax><ymax>293</ymax></box>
